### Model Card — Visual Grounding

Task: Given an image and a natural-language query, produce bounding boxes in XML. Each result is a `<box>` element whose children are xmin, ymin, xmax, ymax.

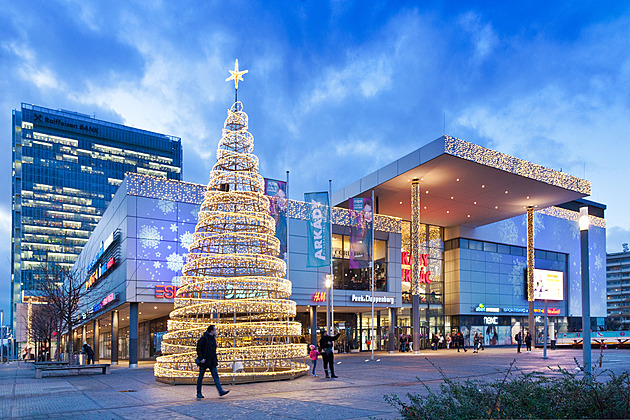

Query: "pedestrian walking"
<box><xmin>399</xmin><ymin>334</ymin><xmax>406</xmax><ymax>352</ymax></box>
<box><xmin>319</xmin><ymin>330</ymin><xmax>340</xmax><ymax>378</ymax></box>
<box><xmin>473</xmin><ymin>332</ymin><xmax>480</xmax><ymax>353</ymax></box>
<box><xmin>81</xmin><ymin>341</ymin><xmax>94</xmax><ymax>364</ymax></box>
<box><xmin>309</xmin><ymin>344</ymin><xmax>320</xmax><ymax>377</ymax></box>
<box><xmin>525</xmin><ymin>331</ymin><xmax>532</xmax><ymax>352</ymax></box>
<box><xmin>431</xmin><ymin>334</ymin><xmax>439</xmax><ymax>351</ymax></box>
<box><xmin>196</xmin><ymin>325</ymin><xmax>229</xmax><ymax>399</ymax></box>
<box><xmin>438</xmin><ymin>333</ymin><xmax>444</xmax><ymax>349</ymax></box>
<box><xmin>479</xmin><ymin>334</ymin><xmax>485</xmax><ymax>351</ymax></box>
<box><xmin>515</xmin><ymin>331</ymin><xmax>522</xmax><ymax>353</ymax></box>
<box><xmin>446</xmin><ymin>334</ymin><xmax>452</xmax><ymax>349</ymax></box>
<box><xmin>456</xmin><ymin>332</ymin><xmax>467</xmax><ymax>352</ymax></box>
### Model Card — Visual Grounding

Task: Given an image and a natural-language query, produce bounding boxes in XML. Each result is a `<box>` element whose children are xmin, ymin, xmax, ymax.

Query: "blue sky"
<box><xmin>1</xmin><ymin>1</ymin><xmax>630</xmax><ymax>316</ymax></box>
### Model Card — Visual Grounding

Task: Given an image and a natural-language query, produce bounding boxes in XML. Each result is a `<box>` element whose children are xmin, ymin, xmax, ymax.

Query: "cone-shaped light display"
<box><xmin>155</xmin><ymin>99</ymin><xmax>308</xmax><ymax>383</ymax></box>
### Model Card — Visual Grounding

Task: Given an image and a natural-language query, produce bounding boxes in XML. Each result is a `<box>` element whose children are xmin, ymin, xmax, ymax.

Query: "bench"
<box><xmin>33</xmin><ymin>361</ymin><xmax>70</xmax><ymax>370</ymax></box>
<box><xmin>35</xmin><ymin>363</ymin><xmax>111</xmax><ymax>379</ymax></box>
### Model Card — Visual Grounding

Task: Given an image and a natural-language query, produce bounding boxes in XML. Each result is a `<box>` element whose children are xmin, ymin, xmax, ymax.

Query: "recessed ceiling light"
<box><xmin>495</xmin><ymin>206</ymin><xmax>499</xmax><ymax>209</ymax></box>
<box><xmin>421</xmin><ymin>178</ymin><xmax>424</xmax><ymax>181</ymax></box>
<box><xmin>423</xmin><ymin>206</ymin><xmax>427</xmax><ymax>209</ymax></box>
<box><xmin>505</xmin><ymin>190</ymin><xmax>508</xmax><ymax>194</ymax></box>
<box><xmin>467</xmin><ymin>214</ymin><xmax>471</xmax><ymax>217</ymax></box>
<box><xmin>450</xmin><ymin>196</ymin><xmax>454</xmax><ymax>200</ymax></box>
<box><xmin>526</xmin><ymin>196</ymin><xmax>530</xmax><ymax>199</ymax></box>
<box><xmin>425</xmin><ymin>190</ymin><xmax>429</xmax><ymax>194</ymax></box>
<box><xmin>154</xmin><ymin>306</ymin><xmax>157</xmax><ymax>309</ymax></box>
<box><xmin>446</xmin><ymin>210</ymin><xmax>450</xmax><ymax>213</ymax></box>
<box><xmin>473</xmin><ymin>201</ymin><xmax>477</xmax><ymax>205</ymax></box>
<box><xmin>399</xmin><ymin>201</ymin><xmax>403</xmax><ymax>204</ymax></box>
<box><xmin>456</xmin><ymin>178</ymin><xmax>460</xmax><ymax>181</ymax></box>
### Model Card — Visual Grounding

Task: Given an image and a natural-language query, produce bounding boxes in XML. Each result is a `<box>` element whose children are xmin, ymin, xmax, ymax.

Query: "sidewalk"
<box><xmin>1</xmin><ymin>347</ymin><xmax>628</xmax><ymax>419</ymax></box>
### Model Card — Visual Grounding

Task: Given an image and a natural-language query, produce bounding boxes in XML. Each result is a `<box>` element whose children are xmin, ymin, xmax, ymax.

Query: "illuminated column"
<box><xmin>527</xmin><ymin>206</ymin><xmax>535</xmax><ymax>338</ymax></box>
<box><xmin>129</xmin><ymin>302</ymin><xmax>138</xmax><ymax>368</ymax></box>
<box><xmin>579</xmin><ymin>207</ymin><xmax>591</xmax><ymax>376</ymax></box>
<box><xmin>411</xmin><ymin>178</ymin><xmax>420</xmax><ymax>354</ymax></box>
<box><xmin>93</xmin><ymin>320</ymin><xmax>99</xmax><ymax>363</ymax></box>
<box><xmin>111</xmin><ymin>310</ymin><xmax>119</xmax><ymax>365</ymax></box>
<box><xmin>310</xmin><ymin>305</ymin><xmax>317</xmax><ymax>348</ymax></box>
<box><xmin>388</xmin><ymin>307</ymin><xmax>396</xmax><ymax>353</ymax></box>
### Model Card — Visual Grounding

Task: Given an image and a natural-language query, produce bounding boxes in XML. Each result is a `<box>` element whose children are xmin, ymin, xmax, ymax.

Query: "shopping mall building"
<box><xmin>68</xmin><ymin>136</ymin><xmax>606</xmax><ymax>364</ymax></box>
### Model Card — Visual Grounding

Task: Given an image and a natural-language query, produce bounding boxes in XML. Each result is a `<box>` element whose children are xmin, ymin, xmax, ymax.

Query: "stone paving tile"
<box><xmin>112</xmin><ymin>405</ymin><xmax>197</xmax><ymax>419</ymax></box>
<box><xmin>169</xmin><ymin>400</ymin><xmax>275</xmax><ymax>420</ymax></box>
<box><xmin>82</xmin><ymin>390</ymin><xmax>149</xmax><ymax>409</ymax></box>
<box><xmin>10</xmin><ymin>393</ymin><xmax>101</xmax><ymax>418</ymax></box>
<box><xmin>13</xmin><ymin>381</ymin><xmax>76</xmax><ymax>396</ymax></box>
<box><xmin>228</xmin><ymin>397</ymin><xmax>381</xmax><ymax>419</ymax></box>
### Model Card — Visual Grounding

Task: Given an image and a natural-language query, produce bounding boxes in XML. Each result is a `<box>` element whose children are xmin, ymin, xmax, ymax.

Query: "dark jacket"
<box><xmin>525</xmin><ymin>333</ymin><xmax>532</xmax><ymax>344</ymax></box>
<box><xmin>196</xmin><ymin>331</ymin><xmax>218</xmax><ymax>368</ymax></box>
<box><xmin>319</xmin><ymin>333</ymin><xmax>340</xmax><ymax>352</ymax></box>
<box><xmin>81</xmin><ymin>344</ymin><xmax>94</xmax><ymax>357</ymax></box>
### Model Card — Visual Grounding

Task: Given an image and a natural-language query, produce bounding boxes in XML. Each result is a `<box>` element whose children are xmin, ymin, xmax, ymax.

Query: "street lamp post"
<box><xmin>579</xmin><ymin>206</ymin><xmax>591</xmax><ymax>376</ymax></box>
<box><xmin>325</xmin><ymin>275</ymin><xmax>332</xmax><ymax>335</ymax></box>
<box><xmin>543</xmin><ymin>298</ymin><xmax>548</xmax><ymax>359</ymax></box>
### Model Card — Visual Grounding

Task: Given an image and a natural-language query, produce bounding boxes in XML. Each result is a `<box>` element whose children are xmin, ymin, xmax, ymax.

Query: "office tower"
<box><xmin>11</xmin><ymin>103</ymin><xmax>182</xmax><ymax>337</ymax></box>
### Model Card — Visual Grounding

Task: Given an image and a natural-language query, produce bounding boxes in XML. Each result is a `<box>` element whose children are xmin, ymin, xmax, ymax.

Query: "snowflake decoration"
<box><xmin>191</xmin><ymin>206</ymin><xmax>200</xmax><ymax>220</ymax></box>
<box><xmin>139</xmin><ymin>225</ymin><xmax>162</xmax><ymax>249</ymax></box>
<box><xmin>167</xmin><ymin>245</ymin><xmax>172</xmax><ymax>250</ymax></box>
<box><xmin>156</xmin><ymin>252</ymin><xmax>161</xmax><ymax>257</ymax></box>
<box><xmin>170</xmin><ymin>223</ymin><xmax>178</xmax><ymax>232</ymax></box>
<box><xmin>180</xmin><ymin>231</ymin><xmax>194</xmax><ymax>251</ymax></box>
<box><xmin>166</xmin><ymin>253</ymin><xmax>185</xmax><ymax>272</ymax></box>
<box><xmin>158</xmin><ymin>199</ymin><xmax>175</xmax><ymax>214</ymax></box>
<box><xmin>594</xmin><ymin>254</ymin><xmax>603</xmax><ymax>270</ymax></box>
<box><xmin>172</xmin><ymin>276</ymin><xmax>182</xmax><ymax>286</ymax></box>
<box><xmin>153</xmin><ymin>261</ymin><xmax>162</xmax><ymax>269</ymax></box>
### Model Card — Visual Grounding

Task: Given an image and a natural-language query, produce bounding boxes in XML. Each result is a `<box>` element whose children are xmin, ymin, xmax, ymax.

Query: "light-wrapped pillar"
<box><xmin>411</xmin><ymin>178</ymin><xmax>420</xmax><ymax>353</ymax></box>
<box><xmin>527</xmin><ymin>206</ymin><xmax>534</xmax><ymax>338</ymax></box>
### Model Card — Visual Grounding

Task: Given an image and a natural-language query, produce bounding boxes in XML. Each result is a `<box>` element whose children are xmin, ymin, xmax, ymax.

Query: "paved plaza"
<box><xmin>1</xmin><ymin>347</ymin><xmax>629</xmax><ymax>419</ymax></box>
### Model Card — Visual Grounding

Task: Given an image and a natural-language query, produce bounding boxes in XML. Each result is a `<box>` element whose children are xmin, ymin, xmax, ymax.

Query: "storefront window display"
<box><xmin>332</xmin><ymin>233</ymin><xmax>387</xmax><ymax>291</ymax></box>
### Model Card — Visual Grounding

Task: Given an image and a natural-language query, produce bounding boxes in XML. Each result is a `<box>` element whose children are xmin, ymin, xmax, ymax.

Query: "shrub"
<box><xmin>385</xmin><ymin>358</ymin><xmax>630</xmax><ymax>419</ymax></box>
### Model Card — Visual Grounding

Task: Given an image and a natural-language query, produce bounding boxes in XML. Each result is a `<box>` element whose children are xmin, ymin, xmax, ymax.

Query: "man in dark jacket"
<box><xmin>81</xmin><ymin>341</ymin><xmax>95</xmax><ymax>364</ymax></box>
<box><xmin>319</xmin><ymin>330</ymin><xmax>340</xmax><ymax>378</ymax></box>
<box><xmin>196</xmin><ymin>325</ymin><xmax>229</xmax><ymax>398</ymax></box>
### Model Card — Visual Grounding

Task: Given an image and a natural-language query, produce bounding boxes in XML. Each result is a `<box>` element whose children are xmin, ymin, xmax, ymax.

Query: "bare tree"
<box><xmin>39</xmin><ymin>265</ymin><xmax>91</xmax><ymax>362</ymax></box>
<box><xmin>31</xmin><ymin>303</ymin><xmax>57</xmax><ymax>361</ymax></box>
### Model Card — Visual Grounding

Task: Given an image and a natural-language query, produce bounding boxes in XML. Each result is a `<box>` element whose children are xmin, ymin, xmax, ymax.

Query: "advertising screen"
<box><xmin>533</xmin><ymin>268</ymin><xmax>564</xmax><ymax>301</ymax></box>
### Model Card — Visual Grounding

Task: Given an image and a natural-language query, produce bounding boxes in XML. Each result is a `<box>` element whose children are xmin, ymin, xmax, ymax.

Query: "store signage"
<box><xmin>155</xmin><ymin>285</ymin><xmax>180</xmax><ymax>299</ymax></box>
<box><xmin>534</xmin><ymin>307</ymin><xmax>561</xmax><ymax>315</ymax></box>
<box><xmin>484</xmin><ymin>316</ymin><xmax>499</xmax><ymax>325</ymax></box>
<box><xmin>312</xmin><ymin>291</ymin><xmax>326</xmax><ymax>302</ymax></box>
<box><xmin>87</xmin><ymin>231</ymin><xmax>116</xmax><ymax>274</ymax></box>
<box><xmin>502</xmin><ymin>307</ymin><xmax>529</xmax><ymax>313</ymax></box>
<box><xmin>474</xmin><ymin>303</ymin><xmax>499</xmax><ymax>313</ymax></box>
<box><xmin>401</xmin><ymin>252</ymin><xmax>431</xmax><ymax>283</ymax></box>
<box><xmin>350</xmin><ymin>294</ymin><xmax>395</xmax><ymax>305</ymax></box>
<box><xmin>86</xmin><ymin>257</ymin><xmax>116</xmax><ymax>289</ymax></box>
<box><xmin>33</xmin><ymin>113</ymin><xmax>99</xmax><ymax>134</ymax></box>
<box><xmin>92</xmin><ymin>292</ymin><xmax>117</xmax><ymax>313</ymax></box>
<box><xmin>533</xmin><ymin>269</ymin><xmax>564</xmax><ymax>301</ymax></box>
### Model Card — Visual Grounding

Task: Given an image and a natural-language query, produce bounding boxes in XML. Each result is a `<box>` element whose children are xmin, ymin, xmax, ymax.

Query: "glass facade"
<box><xmin>331</xmin><ymin>233</ymin><xmax>388</xmax><ymax>291</ymax></box>
<box><xmin>11</xmin><ymin>103</ymin><xmax>182</xmax><ymax>329</ymax></box>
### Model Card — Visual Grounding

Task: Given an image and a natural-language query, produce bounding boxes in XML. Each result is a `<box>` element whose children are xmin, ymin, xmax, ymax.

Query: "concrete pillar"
<box><xmin>129</xmin><ymin>303</ymin><xmax>138</xmax><ymax>368</ymax></box>
<box><xmin>111</xmin><ymin>310</ymin><xmax>119</xmax><ymax>365</ymax></box>
<box><xmin>377</xmin><ymin>310</ymin><xmax>381</xmax><ymax>351</ymax></box>
<box><xmin>309</xmin><ymin>305</ymin><xmax>318</xmax><ymax>348</ymax></box>
<box><xmin>389</xmin><ymin>307</ymin><xmax>396</xmax><ymax>353</ymax></box>
<box><xmin>411</xmin><ymin>178</ymin><xmax>420</xmax><ymax>354</ymax></box>
<box><xmin>93</xmin><ymin>320</ymin><xmax>99</xmax><ymax>363</ymax></box>
<box><xmin>527</xmin><ymin>206</ymin><xmax>535</xmax><ymax>339</ymax></box>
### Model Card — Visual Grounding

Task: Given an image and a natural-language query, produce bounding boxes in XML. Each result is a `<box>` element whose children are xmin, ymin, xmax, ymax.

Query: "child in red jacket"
<box><xmin>309</xmin><ymin>344</ymin><xmax>320</xmax><ymax>377</ymax></box>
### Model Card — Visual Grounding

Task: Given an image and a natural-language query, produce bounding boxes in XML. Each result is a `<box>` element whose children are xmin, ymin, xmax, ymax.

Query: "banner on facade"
<box><xmin>349</xmin><ymin>197</ymin><xmax>373</xmax><ymax>269</ymax></box>
<box><xmin>304</xmin><ymin>192</ymin><xmax>331</xmax><ymax>267</ymax></box>
<box><xmin>264</xmin><ymin>178</ymin><xmax>288</xmax><ymax>259</ymax></box>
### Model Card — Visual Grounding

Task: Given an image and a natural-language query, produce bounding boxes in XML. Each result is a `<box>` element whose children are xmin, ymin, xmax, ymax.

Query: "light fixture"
<box><xmin>154</xmin><ymin>306</ymin><xmax>157</xmax><ymax>309</ymax></box>
<box><xmin>456</xmin><ymin>178</ymin><xmax>460</xmax><ymax>181</ymax></box>
<box><xmin>425</xmin><ymin>190</ymin><xmax>429</xmax><ymax>194</ymax></box>
<box><xmin>446</xmin><ymin>210</ymin><xmax>450</xmax><ymax>213</ymax></box>
<box><xmin>467</xmin><ymin>214</ymin><xmax>471</xmax><ymax>218</ymax></box>
<box><xmin>579</xmin><ymin>207</ymin><xmax>590</xmax><ymax>231</ymax></box>
<box><xmin>473</xmin><ymin>201</ymin><xmax>477</xmax><ymax>205</ymax></box>
<box><xmin>495</xmin><ymin>206</ymin><xmax>499</xmax><ymax>209</ymax></box>
<box><xmin>450</xmin><ymin>196</ymin><xmax>454</xmax><ymax>200</ymax></box>
<box><xmin>399</xmin><ymin>201</ymin><xmax>403</xmax><ymax>204</ymax></box>
<box><xmin>505</xmin><ymin>190</ymin><xmax>508</xmax><ymax>194</ymax></box>
<box><xmin>481</xmin><ymin>185</ymin><xmax>485</xmax><ymax>188</ymax></box>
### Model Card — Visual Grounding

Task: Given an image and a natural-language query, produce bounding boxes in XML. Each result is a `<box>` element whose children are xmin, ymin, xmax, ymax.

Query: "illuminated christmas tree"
<box><xmin>155</xmin><ymin>60</ymin><xmax>308</xmax><ymax>383</ymax></box>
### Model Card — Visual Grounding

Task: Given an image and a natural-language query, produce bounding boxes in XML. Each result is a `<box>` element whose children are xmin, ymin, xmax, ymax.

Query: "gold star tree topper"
<box><xmin>225</xmin><ymin>59</ymin><xmax>248</xmax><ymax>89</ymax></box>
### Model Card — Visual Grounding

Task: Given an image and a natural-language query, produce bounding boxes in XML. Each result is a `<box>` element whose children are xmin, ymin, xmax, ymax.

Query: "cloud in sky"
<box><xmin>1</xmin><ymin>1</ymin><xmax>630</xmax><ymax>314</ymax></box>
